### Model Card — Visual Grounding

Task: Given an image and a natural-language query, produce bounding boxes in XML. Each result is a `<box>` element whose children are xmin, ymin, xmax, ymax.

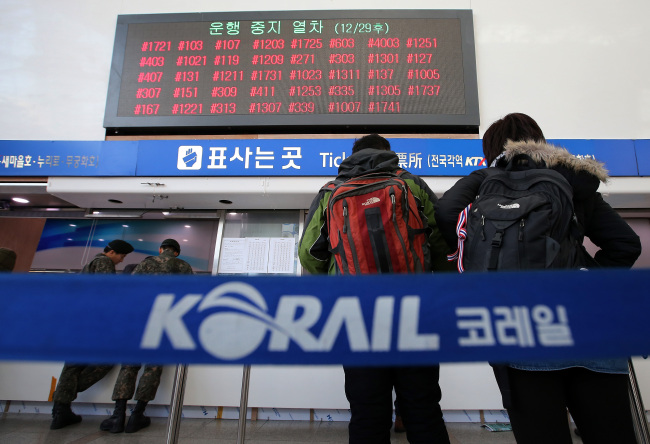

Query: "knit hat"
<box><xmin>0</xmin><ymin>247</ymin><xmax>17</xmax><ymax>271</ymax></box>
<box><xmin>160</xmin><ymin>238</ymin><xmax>181</xmax><ymax>254</ymax></box>
<box><xmin>107</xmin><ymin>239</ymin><xmax>134</xmax><ymax>255</ymax></box>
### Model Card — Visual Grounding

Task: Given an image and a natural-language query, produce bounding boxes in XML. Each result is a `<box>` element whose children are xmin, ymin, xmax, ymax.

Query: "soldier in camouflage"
<box><xmin>50</xmin><ymin>239</ymin><xmax>134</xmax><ymax>430</ymax></box>
<box><xmin>100</xmin><ymin>238</ymin><xmax>193</xmax><ymax>434</ymax></box>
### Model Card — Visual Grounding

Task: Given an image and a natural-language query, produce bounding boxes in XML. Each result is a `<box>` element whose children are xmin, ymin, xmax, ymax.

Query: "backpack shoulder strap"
<box><xmin>321</xmin><ymin>180</ymin><xmax>337</xmax><ymax>192</ymax></box>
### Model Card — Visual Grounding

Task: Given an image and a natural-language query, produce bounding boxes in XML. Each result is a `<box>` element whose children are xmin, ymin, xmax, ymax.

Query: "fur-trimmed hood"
<box><xmin>494</xmin><ymin>140</ymin><xmax>609</xmax><ymax>200</ymax></box>
<box><xmin>498</xmin><ymin>140</ymin><xmax>609</xmax><ymax>183</ymax></box>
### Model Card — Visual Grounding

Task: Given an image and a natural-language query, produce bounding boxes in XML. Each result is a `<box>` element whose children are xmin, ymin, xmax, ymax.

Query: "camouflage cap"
<box><xmin>107</xmin><ymin>239</ymin><xmax>134</xmax><ymax>254</ymax></box>
<box><xmin>0</xmin><ymin>247</ymin><xmax>17</xmax><ymax>271</ymax></box>
<box><xmin>160</xmin><ymin>238</ymin><xmax>181</xmax><ymax>254</ymax></box>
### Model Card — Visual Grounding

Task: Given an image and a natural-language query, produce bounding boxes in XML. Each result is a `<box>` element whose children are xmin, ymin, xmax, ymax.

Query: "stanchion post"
<box><xmin>628</xmin><ymin>359</ymin><xmax>650</xmax><ymax>444</ymax></box>
<box><xmin>165</xmin><ymin>364</ymin><xmax>188</xmax><ymax>444</ymax></box>
<box><xmin>236</xmin><ymin>365</ymin><xmax>252</xmax><ymax>444</ymax></box>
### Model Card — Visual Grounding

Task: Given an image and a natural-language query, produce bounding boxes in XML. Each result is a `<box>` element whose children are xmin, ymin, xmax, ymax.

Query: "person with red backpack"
<box><xmin>298</xmin><ymin>134</ymin><xmax>454</xmax><ymax>444</ymax></box>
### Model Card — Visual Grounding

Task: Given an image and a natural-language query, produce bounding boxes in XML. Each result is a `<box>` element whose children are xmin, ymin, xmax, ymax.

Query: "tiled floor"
<box><xmin>0</xmin><ymin>412</ymin><xmax>585</xmax><ymax>444</ymax></box>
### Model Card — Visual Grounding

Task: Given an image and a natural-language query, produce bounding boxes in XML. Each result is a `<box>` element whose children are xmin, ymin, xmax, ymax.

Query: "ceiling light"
<box><xmin>12</xmin><ymin>197</ymin><xmax>29</xmax><ymax>204</ymax></box>
<box><xmin>85</xmin><ymin>209</ymin><xmax>144</xmax><ymax>218</ymax></box>
<box><xmin>162</xmin><ymin>210</ymin><xmax>218</xmax><ymax>219</ymax></box>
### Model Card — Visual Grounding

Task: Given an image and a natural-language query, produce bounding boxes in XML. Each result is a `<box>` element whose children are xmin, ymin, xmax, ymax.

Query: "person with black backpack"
<box><xmin>435</xmin><ymin>113</ymin><xmax>642</xmax><ymax>444</ymax></box>
<box><xmin>299</xmin><ymin>134</ymin><xmax>454</xmax><ymax>444</ymax></box>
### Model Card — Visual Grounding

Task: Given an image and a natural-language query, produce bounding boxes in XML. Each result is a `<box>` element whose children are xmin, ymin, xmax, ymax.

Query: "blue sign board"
<box><xmin>0</xmin><ymin>140</ymin><xmax>137</xmax><ymax>176</ymax></box>
<box><xmin>136</xmin><ymin>138</ymin><xmax>484</xmax><ymax>177</ymax></box>
<box><xmin>0</xmin><ymin>139</ymin><xmax>645</xmax><ymax>177</ymax></box>
<box><xmin>550</xmin><ymin>139</ymin><xmax>638</xmax><ymax>177</ymax></box>
<box><xmin>635</xmin><ymin>140</ymin><xmax>650</xmax><ymax>176</ymax></box>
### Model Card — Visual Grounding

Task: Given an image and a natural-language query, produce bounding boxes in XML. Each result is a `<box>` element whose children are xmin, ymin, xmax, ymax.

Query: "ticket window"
<box><xmin>215</xmin><ymin>210</ymin><xmax>302</xmax><ymax>276</ymax></box>
<box><xmin>187</xmin><ymin>210</ymin><xmax>350</xmax><ymax>411</ymax></box>
<box><xmin>30</xmin><ymin>218</ymin><xmax>219</xmax><ymax>274</ymax></box>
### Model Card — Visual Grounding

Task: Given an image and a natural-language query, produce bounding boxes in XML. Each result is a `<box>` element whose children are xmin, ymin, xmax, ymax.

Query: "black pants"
<box><xmin>343</xmin><ymin>365</ymin><xmax>449</xmax><ymax>444</ymax></box>
<box><xmin>506</xmin><ymin>367</ymin><xmax>636</xmax><ymax>444</ymax></box>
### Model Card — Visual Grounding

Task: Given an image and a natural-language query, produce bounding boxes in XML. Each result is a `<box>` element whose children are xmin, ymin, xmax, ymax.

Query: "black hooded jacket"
<box><xmin>435</xmin><ymin>140</ymin><xmax>641</xmax><ymax>268</ymax></box>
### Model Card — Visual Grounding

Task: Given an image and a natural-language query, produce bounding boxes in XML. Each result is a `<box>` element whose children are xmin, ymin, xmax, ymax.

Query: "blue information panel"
<box><xmin>635</xmin><ymin>140</ymin><xmax>650</xmax><ymax>176</ymax></box>
<box><xmin>0</xmin><ymin>139</ymin><xmax>644</xmax><ymax>177</ymax></box>
<box><xmin>136</xmin><ymin>138</ymin><xmax>484</xmax><ymax>176</ymax></box>
<box><xmin>0</xmin><ymin>141</ymin><xmax>137</xmax><ymax>176</ymax></box>
<box><xmin>549</xmin><ymin>139</ymin><xmax>638</xmax><ymax>177</ymax></box>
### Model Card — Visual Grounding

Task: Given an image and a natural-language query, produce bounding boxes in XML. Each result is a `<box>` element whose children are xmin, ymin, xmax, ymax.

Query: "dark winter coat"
<box><xmin>435</xmin><ymin>140</ymin><xmax>641</xmax><ymax>269</ymax></box>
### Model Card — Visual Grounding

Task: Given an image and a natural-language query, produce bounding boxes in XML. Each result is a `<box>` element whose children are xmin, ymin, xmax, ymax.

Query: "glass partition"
<box><xmin>31</xmin><ymin>218</ymin><xmax>219</xmax><ymax>273</ymax></box>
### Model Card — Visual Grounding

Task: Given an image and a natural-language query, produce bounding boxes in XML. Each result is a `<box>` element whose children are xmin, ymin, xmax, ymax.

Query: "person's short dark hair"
<box><xmin>160</xmin><ymin>238</ymin><xmax>181</xmax><ymax>254</ymax></box>
<box><xmin>352</xmin><ymin>134</ymin><xmax>391</xmax><ymax>153</ymax></box>
<box><xmin>104</xmin><ymin>239</ymin><xmax>134</xmax><ymax>255</ymax></box>
<box><xmin>482</xmin><ymin>113</ymin><xmax>546</xmax><ymax>166</ymax></box>
<box><xmin>0</xmin><ymin>247</ymin><xmax>17</xmax><ymax>272</ymax></box>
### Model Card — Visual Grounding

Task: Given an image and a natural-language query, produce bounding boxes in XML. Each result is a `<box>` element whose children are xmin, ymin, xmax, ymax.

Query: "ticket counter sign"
<box><xmin>0</xmin><ymin>139</ymin><xmax>643</xmax><ymax>177</ymax></box>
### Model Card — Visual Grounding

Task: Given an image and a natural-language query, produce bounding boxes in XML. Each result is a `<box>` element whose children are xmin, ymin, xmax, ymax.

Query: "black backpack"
<box><xmin>450</xmin><ymin>154</ymin><xmax>584</xmax><ymax>272</ymax></box>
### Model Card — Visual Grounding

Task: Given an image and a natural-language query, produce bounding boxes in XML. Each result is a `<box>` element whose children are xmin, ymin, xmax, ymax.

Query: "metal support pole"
<box><xmin>165</xmin><ymin>364</ymin><xmax>188</xmax><ymax>444</ymax></box>
<box><xmin>629</xmin><ymin>359</ymin><xmax>650</xmax><ymax>444</ymax></box>
<box><xmin>236</xmin><ymin>365</ymin><xmax>252</xmax><ymax>444</ymax></box>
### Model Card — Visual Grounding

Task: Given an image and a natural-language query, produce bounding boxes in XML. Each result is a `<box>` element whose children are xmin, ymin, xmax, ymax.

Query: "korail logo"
<box><xmin>498</xmin><ymin>203</ymin><xmax>520</xmax><ymax>209</ymax></box>
<box><xmin>177</xmin><ymin>146</ymin><xmax>202</xmax><ymax>170</ymax></box>
<box><xmin>362</xmin><ymin>197</ymin><xmax>381</xmax><ymax>206</ymax></box>
<box><xmin>140</xmin><ymin>281</ymin><xmax>439</xmax><ymax>360</ymax></box>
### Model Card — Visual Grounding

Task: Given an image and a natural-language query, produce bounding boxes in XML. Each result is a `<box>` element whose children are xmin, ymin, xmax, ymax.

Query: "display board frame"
<box><xmin>104</xmin><ymin>10</ymin><xmax>479</xmax><ymax>135</ymax></box>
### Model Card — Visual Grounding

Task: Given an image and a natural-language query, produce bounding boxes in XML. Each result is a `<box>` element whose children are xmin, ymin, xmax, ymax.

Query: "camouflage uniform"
<box><xmin>53</xmin><ymin>253</ymin><xmax>116</xmax><ymax>403</ymax></box>
<box><xmin>81</xmin><ymin>253</ymin><xmax>117</xmax><ymax>274</ymax></box>
<box><xmin>131</xmin><ymin>249</ymin><xmax>194</xmax><ymax>275</ymax></box>
<box><xmin>111</xmin><ymin>249</ymin><xmax>193</xmax><ymax>402</ymax></box>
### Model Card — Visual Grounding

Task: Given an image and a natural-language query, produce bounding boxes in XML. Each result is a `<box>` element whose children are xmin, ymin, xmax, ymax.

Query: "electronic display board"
<box><xmin>104</xmin><ymin>10</ymin><xmax>479</xmax><ymax>134</ymax></box>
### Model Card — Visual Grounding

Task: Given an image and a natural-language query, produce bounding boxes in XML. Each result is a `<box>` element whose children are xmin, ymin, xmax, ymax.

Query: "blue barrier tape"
<box><xmin>1</xmin><ymin>269</ymin><xmax>648</xmax><ymax>366</ymax></box>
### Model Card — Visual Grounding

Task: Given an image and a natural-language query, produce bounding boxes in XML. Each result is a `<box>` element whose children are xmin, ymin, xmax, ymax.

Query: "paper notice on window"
<box><xmin>268</xmin><ymin>238</ymin><xmax>295</xmax><ymax>274</ymax></box>
<box><xmin>218</xmin><ymin>238</ymin><xmax>269</xmax><ymax>274</ymax></box>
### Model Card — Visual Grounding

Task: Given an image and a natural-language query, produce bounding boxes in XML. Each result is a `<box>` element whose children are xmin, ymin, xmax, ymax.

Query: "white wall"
<box><xmin>1</xmin><ymin>0</ymin><xmax>649</xmax><ymax>140</ymax></box>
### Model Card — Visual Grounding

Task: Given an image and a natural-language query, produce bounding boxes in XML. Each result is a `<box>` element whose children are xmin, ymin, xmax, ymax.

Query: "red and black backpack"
<box><xmin>324</xmin><ymin>170</ymin><xmax>430</xmax><ymax>274</ymax></box>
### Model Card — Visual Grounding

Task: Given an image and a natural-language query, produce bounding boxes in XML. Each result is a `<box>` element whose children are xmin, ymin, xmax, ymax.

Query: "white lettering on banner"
<box><xmin>140</xmin><ymin>294</ymin><xmax>203</xmax><ymax>349</ymax></box>
<box><xmin>320</xmin><ymin>152</ymin><xmax>346</xmax><ymax>168</ymax></box>
<box><xmin>140</xmin><ymin>283</ymin><xmax>575</xmax><ymax>361</ymax></box>
<box><xmin>255</xmin><ymin>147</ymin><xmax>274</xmax><ymax>169</ymax></box>
<box><xmin>140</xmin><ymin>282</ymin><xmax>439</xmax><ymax>360</ymax></box>
<box><xmin>408</xmin><ymin>153</ymin><xmax>422</xmax><ymax>169</ymax></box>
<box><xmin>282</xmin><ymin>147</ymin><xmax>302</xmax><ymax>170</ymax></box>
<box><xmin>456</xmin><ymin>305</ymin><xmax>573</xmax><ymax>348</ymax></box>
<box><xmin>207</xmin><ymin>147</ymin><xmax>227</xmax><ymax>169</ymax></box>
<box><xmin>456</xmin><ymin>307</ymin><xmax>495</xmax><ymax>346</ymax></box>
